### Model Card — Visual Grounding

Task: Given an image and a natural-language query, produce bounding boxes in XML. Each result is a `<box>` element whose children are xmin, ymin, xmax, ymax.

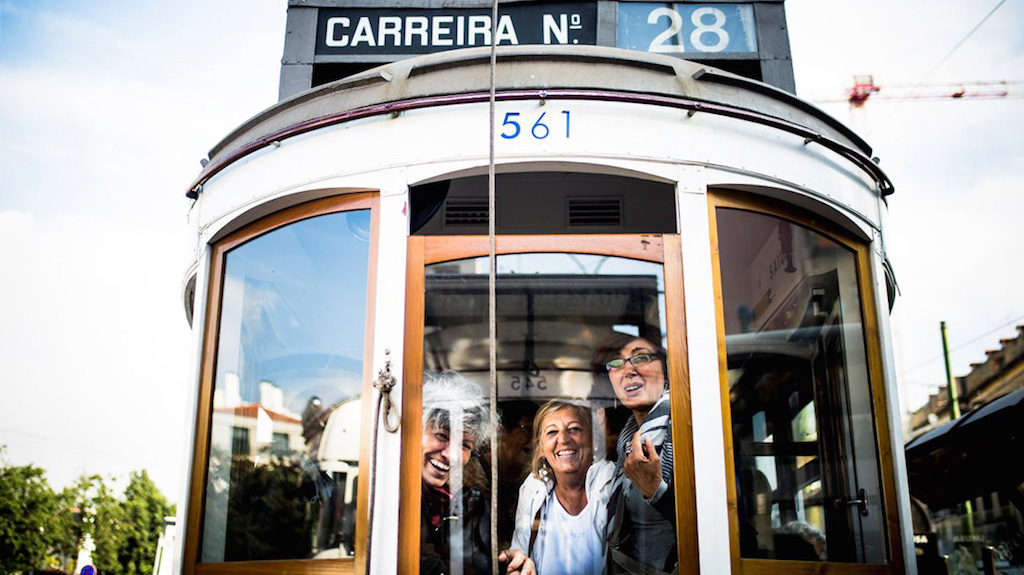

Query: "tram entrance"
<box><xmin>399</xmin><ymin>233</ymin><xmax>699</xmax><ymax>574</ymax></box>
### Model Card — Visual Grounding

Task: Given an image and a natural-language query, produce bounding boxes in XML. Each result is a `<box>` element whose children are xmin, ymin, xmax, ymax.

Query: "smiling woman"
<box><xmin>593</xmin><ymin>334</ymin><xmax>678</xmax><ymax>575</ymax></box>
<box><xmin>419</xmin><ymin>371</ymin><xmax>493</xmax><ymax>575</ymax></box>
<box><xmin>508</xmin><ymin>400</ymin><xmax>615</xmax><ymax>575</ymax></box>
<box><xmin>407</xmin><ymin>242</ymin><xmax>689</xmax><ymax>575</ymax></box>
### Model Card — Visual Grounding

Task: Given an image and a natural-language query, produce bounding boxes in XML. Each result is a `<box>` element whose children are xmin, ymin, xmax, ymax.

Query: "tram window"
<box><xmin>715</xmin><ymin>208</ymin><xmax>888</xmax><ymax>564</ymax></box>
<box><xmin>419</xmin><ymin>251</ymin><xmax>685</xmax><ymax>575</ymax></box>
<box><xmin>195</xmin><ymin>202</ymin><xmax>373</xmax><ymax>567</ymax></box>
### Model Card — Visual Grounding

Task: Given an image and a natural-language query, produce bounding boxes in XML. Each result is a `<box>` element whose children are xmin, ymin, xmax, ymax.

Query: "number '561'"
<box><xmin>501</xmin><ymin>111</ymin><xmax>571</xmax><ymax>140</ymax></box>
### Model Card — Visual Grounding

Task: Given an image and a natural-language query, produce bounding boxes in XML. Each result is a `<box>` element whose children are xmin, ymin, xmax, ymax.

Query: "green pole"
<box><xmin>941</xmin><ymin>321</ymin><xmax>974</xmax><ymax>541</ymax></box>
<box><xmin>941</xmin><ymin>321</ymin><xmax>961</xmax><ymax>419</ymax></box>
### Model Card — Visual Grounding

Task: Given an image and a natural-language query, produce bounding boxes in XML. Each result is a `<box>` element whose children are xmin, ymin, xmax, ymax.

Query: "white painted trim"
<box><xmin>676</xmin><ymin>166</ymin><xmax>733</xmax><ymax>574</ymax></box>
<box><xmin>367</xmin><ymin>180</ymin><xmax>411</xmax><ymax>575</ymax></box>
<box><xmin>871</xmin><ymin>249</ymin><xmax>917</xmax><ymax>574</ymax></box>
<box><xmin>175</xmin><ymin>246</ymin><xmax>211</xmax><ymax>575</ymax></box>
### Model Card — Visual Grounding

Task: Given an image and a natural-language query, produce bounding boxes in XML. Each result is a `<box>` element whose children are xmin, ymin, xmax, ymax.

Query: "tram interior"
<box><xmin>716</xmin><ymin>207</ymin><xmax>888</xmax><ymax>564</ymax></box>
<box><xmin>423</xmin><ymin>252</ymin><xmax>667</xmax><ymax>548</ymax></box>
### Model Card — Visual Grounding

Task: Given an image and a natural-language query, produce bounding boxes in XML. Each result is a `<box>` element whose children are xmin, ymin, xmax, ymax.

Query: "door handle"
<box><xmin>835</xmin><ymin>488</ymin><xmax>869</xmax><ymax>517</ymax></box>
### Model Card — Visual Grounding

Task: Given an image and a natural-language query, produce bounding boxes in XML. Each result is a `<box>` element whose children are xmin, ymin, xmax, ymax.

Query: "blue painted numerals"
<box><xmin>501</xmin><ymin>110</ymin><xmax>572</xmax><ymax>140</ymax></box>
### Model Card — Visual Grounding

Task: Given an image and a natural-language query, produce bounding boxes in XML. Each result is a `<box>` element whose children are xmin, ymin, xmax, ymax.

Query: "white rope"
<box><xmin>365</xmin><ymin>350</ymin><xmax>400</xmax><ymax>575</ymax></box>
<box><xmin>487</xmin><ymin>0</ymin><xmax>500</xmax><ymax>573</ymax></box>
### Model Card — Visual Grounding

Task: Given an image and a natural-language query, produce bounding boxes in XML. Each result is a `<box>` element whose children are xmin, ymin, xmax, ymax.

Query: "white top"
<box><xmin>535</xmin><ymin>492</ymin><xmax>604</xmax><ymax>575</ymax></box>
<box><xmin>510</xmin><ymin>459</ymin><xmax>615</xmax><ymax>570</ymax></box>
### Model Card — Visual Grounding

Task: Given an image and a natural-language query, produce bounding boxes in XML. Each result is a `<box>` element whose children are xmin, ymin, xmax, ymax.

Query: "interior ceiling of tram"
<box><xmin>423</xmin><ymin>273</ymin><xmax>661</xmax><ymax>374</ymax></box>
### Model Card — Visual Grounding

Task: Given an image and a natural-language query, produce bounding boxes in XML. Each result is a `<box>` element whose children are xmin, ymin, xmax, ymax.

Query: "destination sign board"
<box><xmin>315</xmin><ymin>4</ymin><xmax>598</xmax><ymax>56</ymax></box>
<box><xmin>617</xmin><ymin>3</ymin><xmax>757</xmax><ymax>55</ymax></box>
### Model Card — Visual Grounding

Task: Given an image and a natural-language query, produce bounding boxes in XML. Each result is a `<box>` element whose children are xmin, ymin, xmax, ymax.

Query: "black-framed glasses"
<box><xmin>605</xmin><ymin>353</ymin><xmax>660</xmax><ymax>371</ymax></box>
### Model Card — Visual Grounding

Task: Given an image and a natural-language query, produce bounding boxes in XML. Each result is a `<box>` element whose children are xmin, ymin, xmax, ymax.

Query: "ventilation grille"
<box><xmin>444</xmin><ymin>198</ymin><xmax>489</xmax><ymax>226</ymax></box>
<box><xmin>568</xmin><ymin>197</ymin><xmax>622</xmax><ymax>227</ymax></box>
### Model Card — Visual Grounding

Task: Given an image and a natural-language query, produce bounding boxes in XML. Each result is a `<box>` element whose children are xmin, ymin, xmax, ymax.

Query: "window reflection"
<box><xmin>201</xmin><ymin>210</ymin><xmax>371</xmax><ymax>562</ymax></box>
<box><xmin>422</xmin><ymin>253</ymin><xmax>680</xmax><ymax>574</ymax></box>
<box><xmin>716</xmin><ymin>208</ymin><xmax>887</xmax><ymax>563</ymax></box>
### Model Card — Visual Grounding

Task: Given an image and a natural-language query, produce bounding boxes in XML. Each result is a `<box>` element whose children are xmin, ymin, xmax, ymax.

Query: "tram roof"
<box><xmin>188</xmin><ymin>45</ymin><xmax>890</xmax><ymax>198</ymax></box>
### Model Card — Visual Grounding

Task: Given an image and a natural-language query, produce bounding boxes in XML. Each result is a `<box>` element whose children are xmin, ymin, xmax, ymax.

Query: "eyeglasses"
<box><xmin>605</xmin><ymin>353</ymin><xmax>660</xmax><ymax>371</ymax></box>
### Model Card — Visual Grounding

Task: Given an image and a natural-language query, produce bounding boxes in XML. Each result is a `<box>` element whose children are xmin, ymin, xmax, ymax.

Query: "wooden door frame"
<box><xmin>707</xmin><ymin>190</ymin><xmax>906</xmax><ymax>575</ymax></box>
<box><xmin>185</xmin><ymin>193</ymin><xmax>379</xmax><ymax>575</ymax></box>
<box><xmin>397</xmin><ymin>233</ymin><xmax>699</xmax><ymax>575</ymax></box>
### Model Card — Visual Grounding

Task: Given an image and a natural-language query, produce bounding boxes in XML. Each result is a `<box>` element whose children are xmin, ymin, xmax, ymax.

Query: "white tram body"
<box><xmin>180</xmin><ymin>45</ymin><xmax>913</xmax><ymax>575</ymax></box>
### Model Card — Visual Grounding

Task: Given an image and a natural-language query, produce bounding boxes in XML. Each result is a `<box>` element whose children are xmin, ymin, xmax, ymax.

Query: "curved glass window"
<box><xmin>715</xmin><ymin>207</ymin><xmax>888</xmax><ymax>564</ymax></box>
<box><xmin>196</xmin><ymin>202</ymin><xmax>373</xmax><ymax>566</ymax></box>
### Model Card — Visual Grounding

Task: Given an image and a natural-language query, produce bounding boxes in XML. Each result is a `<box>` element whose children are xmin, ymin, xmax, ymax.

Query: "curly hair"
<box><xmin>422</xmin><ymin>371</ymin><xmax>492</xmax><ymax>451</ymax></box>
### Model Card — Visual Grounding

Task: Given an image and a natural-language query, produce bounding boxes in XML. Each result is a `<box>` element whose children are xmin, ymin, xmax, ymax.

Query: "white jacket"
<box><xmin>509</xmin><ymin>459</ymin><xmax>616</xmax><ymax>563</ymax></box>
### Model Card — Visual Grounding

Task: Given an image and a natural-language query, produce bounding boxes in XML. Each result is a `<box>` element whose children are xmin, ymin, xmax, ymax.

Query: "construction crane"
<box><xmin>844</xmin><ymin>74</ymin><xmax>1023</xmax><ymax>107</ymax></box>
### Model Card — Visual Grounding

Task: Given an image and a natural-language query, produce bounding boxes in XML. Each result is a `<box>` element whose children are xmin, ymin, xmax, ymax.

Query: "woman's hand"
<box><xmin>624</xmin><ymin>432</ymin><xmax>663</xmax><ymax>499</ymax></box>
<box><xmin>498</xmin><ymin>548</ymin><xmax>537</xmax><ymax>575</ymax></box>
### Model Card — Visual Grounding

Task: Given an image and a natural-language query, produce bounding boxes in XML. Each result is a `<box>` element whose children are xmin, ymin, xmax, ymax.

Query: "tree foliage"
<box><xmin>0</xmin><ymin>454</ymin><xmax>63</xmax><ymax>573</ymax></box>
<box><xmin>0</xmin><ymin>447</ymin><xmax>173</xmax><ymax>575</ymax></box>
<box><xmin>113</xmin><ymin>471</ymin><xmax>173</xmax><ymax>575</ymax></box>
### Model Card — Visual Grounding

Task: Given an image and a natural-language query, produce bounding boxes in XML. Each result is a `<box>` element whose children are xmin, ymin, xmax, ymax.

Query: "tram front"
<box><xmin>177</xmin><ymin>41</ymin><xmax>912</xmax><ymax>575</ymax></box>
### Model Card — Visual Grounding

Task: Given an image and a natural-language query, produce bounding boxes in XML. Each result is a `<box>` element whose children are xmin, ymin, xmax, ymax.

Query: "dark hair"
<box><xmin>593</xmin><ymin>332</ymin><xmax>641</xmax><ymax>373</ymax></box>
<box><xmin>498</xmin><ymin>400</ymin><xmax>539</xmax><ymax>431</ymax></box>
<box><xmin>590</xmin><ymin>332</ymin><xmax>668</xmax><ymax>381</ymax></box>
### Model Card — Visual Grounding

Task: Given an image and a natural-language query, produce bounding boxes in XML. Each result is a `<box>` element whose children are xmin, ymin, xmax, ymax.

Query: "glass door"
<box><xmin>399</xmin><ymin>234</ymin><xmax>699</xmax><ymax>575</ymax></box>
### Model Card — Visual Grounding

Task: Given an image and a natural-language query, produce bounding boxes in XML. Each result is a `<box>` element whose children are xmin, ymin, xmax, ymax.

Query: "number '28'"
<box><xmin>501</xmin><ymin>111</ymin><xmax>572</xmax><ymax>140</ymax></box>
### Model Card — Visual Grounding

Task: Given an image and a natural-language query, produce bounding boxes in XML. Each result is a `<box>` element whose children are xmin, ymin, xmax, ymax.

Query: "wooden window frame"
<box><xmin>397</xmin><ymin>233</ymin><xmax>700</xmax><ymax>575</ymax></box>
<box><xmin>707</xmin><ymin>190</ymin><xmax>906</xmax><ymax>575</ymax></box>
<box><xmin>183</xmin><ymin>192</ymin><xmax>380</xmax><ymax>575</ymax></box>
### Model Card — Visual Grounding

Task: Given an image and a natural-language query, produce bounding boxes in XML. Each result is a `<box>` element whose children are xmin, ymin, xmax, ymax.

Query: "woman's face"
<box><xmin>539</xmin><ymin>407</ymin><xmax>593</xmax><ymax>481</ymax></box>
<box><xmin>421</xmin><ymin>421</ymin><xmax>475</xmax><ymax>488</ymax></box>
<box><xmin>607</xmin><ymin>338</ymin><xmax>665</xmax><ymax>415</ymax></box>
<box><xmin>498</xmin><ymin>415</ymin><xmax>534</xmax><ymax>481</ymax></box>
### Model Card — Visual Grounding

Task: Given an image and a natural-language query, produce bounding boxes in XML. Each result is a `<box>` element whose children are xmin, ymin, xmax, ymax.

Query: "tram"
<box><xmin>177</xmin><ymin>4</ymin><xmax>914</xmax><ymax>575</ymax></box>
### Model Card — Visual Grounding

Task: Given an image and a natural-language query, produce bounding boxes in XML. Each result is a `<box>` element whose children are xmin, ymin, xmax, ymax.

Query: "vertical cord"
<box><xmin>365</xmin><ymin>351</ymin><xmax>399</xmax><ymax>575</ymax></box>
<box><xmin>487</xmin><ymin>0</ymin><xmax>499</xmax><ymax>573</ymax></box>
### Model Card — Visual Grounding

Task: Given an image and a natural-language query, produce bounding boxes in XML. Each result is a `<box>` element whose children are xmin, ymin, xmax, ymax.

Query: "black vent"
<box><xmin>568</xmin><ymin>197</ymin><xmax>622</xmax><ymax>227</ymax></box>
<box><xmin>444</xmin><ymin>198</ymin><xmax>489</xmax><ymax>226</ymax></box>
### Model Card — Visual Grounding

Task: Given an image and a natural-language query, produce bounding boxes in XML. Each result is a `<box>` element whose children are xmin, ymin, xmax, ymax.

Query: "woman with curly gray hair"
<box><xmin>419</xmin><ymin>371</ymin><xmax>498</xmax><ymax>575</ymax></box>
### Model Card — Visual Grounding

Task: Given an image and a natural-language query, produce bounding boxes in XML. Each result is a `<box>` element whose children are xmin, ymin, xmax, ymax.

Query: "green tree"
<box><xmin>0</xmin><ymin>452</ymin><xmax>174</xmax><ymax>575</ymax></box>
<box><xmin>63</xmin><ymin>471</ymin><xmax>173</xmax><ymax>575</ymax></box>
<box><xmin>0</xmin><ymin>447</ymin><xmax>62</xmax><ymax>574</ymax></box>
<box><xmin>113</xmin><ymin>471</ymin><xmax>173</xmax><ymax>575</ymax></box>
<box><xmin>81</xmin><ymin>475</ymin><xmax>126</xmax><ymax>575</ymax></box>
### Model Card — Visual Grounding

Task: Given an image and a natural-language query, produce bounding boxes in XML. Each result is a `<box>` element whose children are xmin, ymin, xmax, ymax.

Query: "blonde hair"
<box><xmin>530</xmin><ymin>400</ymin><xmax>594</xmax><ymax>481</ymax></box>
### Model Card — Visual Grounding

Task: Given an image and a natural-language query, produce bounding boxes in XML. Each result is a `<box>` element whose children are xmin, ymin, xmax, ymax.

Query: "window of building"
<box><xmin>710</xmin><ymin>192</ymin><xmax>905</xmax><ymax>573</ymax></box>
<box><xmin>230</xmin><ymin>427</ymin><xmax>250</xmax><ymax>456</ymax></box>
<box><xmin>272</xmin><ymin>432</ymin><xmax>290</xmax><ymax>454</ymax></box>
<box><xmin>185</xmin><ymin>194</ymin><xmax>377</xmax><ymax>574</ymax></box>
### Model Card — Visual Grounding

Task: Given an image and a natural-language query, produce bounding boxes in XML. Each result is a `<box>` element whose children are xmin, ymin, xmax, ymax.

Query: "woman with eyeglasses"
<box><xmin>592</xmin><ymin>333</ymin><xmax>678</xmax><ymax>575</ymax></box>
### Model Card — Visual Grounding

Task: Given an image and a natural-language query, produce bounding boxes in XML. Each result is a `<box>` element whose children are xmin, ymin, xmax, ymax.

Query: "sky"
<box><xmin>1</xmin><ymin>0</ymin><xmax>1022</xmax><ymax>503</ymax></box>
